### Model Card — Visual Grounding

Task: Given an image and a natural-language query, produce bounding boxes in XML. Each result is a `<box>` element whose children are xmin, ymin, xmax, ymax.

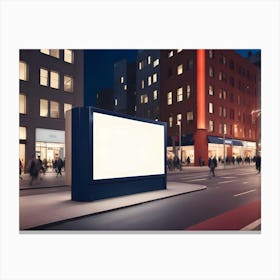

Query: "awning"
<box><xmin>208</xmin><ymin>136</ymin><xmax>243</xmax><ymax>146</ymax></box>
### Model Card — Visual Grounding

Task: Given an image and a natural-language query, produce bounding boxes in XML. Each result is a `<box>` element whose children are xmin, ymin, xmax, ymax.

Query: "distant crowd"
<box><xmin>19</xmin><ymin>154</ymin><xmax>65</xmax><ymax>185</ymax></box>
<box><xmin>167</xmin><ymin>154</ymin><xmax>261</xmax><ymax>172</ymax></box>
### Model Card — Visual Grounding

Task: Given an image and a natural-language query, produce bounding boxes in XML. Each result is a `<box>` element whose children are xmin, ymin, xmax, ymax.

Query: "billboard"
<box><xmin>70</xmin><ymin>107</ymin><xmax>166</xmax><ymax>201</ymax></box>
<box><xmin>93</xmin><ymin>112</ymin><xmax>165</xmax><ymax>180</ymax></box>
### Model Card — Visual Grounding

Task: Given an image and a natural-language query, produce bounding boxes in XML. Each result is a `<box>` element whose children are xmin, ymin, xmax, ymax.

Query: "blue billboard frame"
<box><xmin>71</xmin><ymin>107</ymin><xmax>167</xmax><ymax>201</ymax></box>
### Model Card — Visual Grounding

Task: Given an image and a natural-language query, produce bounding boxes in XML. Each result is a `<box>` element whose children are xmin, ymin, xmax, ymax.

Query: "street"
<box><xmin>28</xmin><ymin>165</ymin><xmax>261</xmax><ymax>231</ymax></box>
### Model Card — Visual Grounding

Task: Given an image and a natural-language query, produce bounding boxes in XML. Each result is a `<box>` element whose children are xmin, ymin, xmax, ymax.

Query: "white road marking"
<box><xmin>188</xmin><ymin>178</ymin><xmax>208</xmax><ymax>182</ymax></box>
<box><xmin>233</xmin><ymin>189</ymin><xmax>256</xmax><ymax>197</ymax></box>
<box><xmin>241</xmin><ymin>218</ymin><xmax>261</xmax><ymax>230</ymax></box>
<box><xmin>220</xmin><ymin>176</ymin><xmax>237</xmax><ymax>179</ymax></box>
<box><xmin>218</xmin><ymin>180</ymin><xmax>236</xmax><ymax>184</ymax></box>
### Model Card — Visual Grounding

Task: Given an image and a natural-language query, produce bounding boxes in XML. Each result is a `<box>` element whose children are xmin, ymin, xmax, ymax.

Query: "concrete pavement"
<box><xmin>20</xmin><ymin>182</ymin><xmax>207</xmax><ymax>230</ymax></box>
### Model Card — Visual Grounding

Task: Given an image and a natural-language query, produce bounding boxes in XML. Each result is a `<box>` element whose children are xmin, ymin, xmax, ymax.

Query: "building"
<box><xmin>19</xmin><ymin>49</ymin><xmax>84</xmax><ymax>170</ymax></box>
<box><xmin>113</xmin><ymin>59</ymin><xmax>136</xmax><ymax>115</ymax></box>
<box><xmin>96</xmin><ymin>88</ymin><xmax>114</xmax><ymax>111</ymax></box>
<box><xmin>136</xmin><ymin>50</ymin><xmax>160</xmax><ymax>120</ymax></box>
<box><xmin>160</xmin><ymin>49</ymin><xmax>260</xmax><ymax>165</ymax></box>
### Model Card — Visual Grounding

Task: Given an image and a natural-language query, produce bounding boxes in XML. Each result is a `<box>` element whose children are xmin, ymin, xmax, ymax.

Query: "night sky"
<box><xmin>84</xmin><ymin>49</ymin><xmax>260</xmax><ymax>107</ymax></box>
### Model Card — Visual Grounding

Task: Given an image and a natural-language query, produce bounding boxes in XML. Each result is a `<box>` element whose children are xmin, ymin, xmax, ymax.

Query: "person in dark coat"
<box><xmin>28</xmin><ymin>155</ymin><xmax>39</xmax><ymax>185</ymax></box>
<box><xmin>255</xmin><ymin>154</ymin><xmax>261</xmax><ymax>173</ymax></box>
<box><xmin>208</xmin><ymin>156</ymin><xmax>217</xmax><ymax>177</ymax></box>
<box><xmin>19</xmin><ymin>158</ymin><xmax>23</xmax><ymax>180</ymax></box>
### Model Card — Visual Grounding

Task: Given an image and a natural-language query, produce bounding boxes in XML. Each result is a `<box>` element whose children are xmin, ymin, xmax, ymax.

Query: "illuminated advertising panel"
<box><xmin>93</xmin><ymin>112</ymin><xmax>165</xmax><ymax>180</ymax></box>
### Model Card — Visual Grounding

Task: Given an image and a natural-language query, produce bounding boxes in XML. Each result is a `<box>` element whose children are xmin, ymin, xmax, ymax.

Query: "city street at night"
<box><xmin>20</xmin><ymin>164</ymin><xmax>261</xmax><ymax>231</ymax></box>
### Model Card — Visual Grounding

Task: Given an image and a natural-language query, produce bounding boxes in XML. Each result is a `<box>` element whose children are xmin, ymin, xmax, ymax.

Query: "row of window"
<box><xmin>140</xmin><ymin>73</ymin><xmax>158</xmax><ymax>89</ymax></box>
<box><xmin>39</xmin><ymin>99</ymin><xmax>72</xmax><ymax>118</ymax></box>
<box><xmin>20</xmin><ymin>61</ymin><xmax>74</xmax><ymax>92</ymax></box>
<box><xmin>167</xmin><ymin>85</ymin><xmax>192</xmax><ymax>105</ymax></box>
<box><xmin>138</xmin><ymin>56</ymin><xmax>159</xmax><ymax>70</ymax></box>
<box><xmin>167</xmin><ymin>112</ymin><xmax>254</xmax><ymax>138</ymax></box>
<box><xmin>167</xmin><ymin>49</ymin><xmax>183</xmax><ymax>58</ymax></box>
<box><xmin>40</xmin><ymin>49</ymin><xmax>74</xmax><ymax>64</ymax></box>
<box><xmin>19</xmin><ymin>93</ymin><xmax>72</xmax><ymax>119</ymax></box>
<box><xmin>140</xmin><ymin>90</ymin><xmax>159</xmax><ymax>104</ymax></box>
<box><xmin>208</xmin><ymin>50</ymin><xmax>257</xmax><ymax>82</ymax></box>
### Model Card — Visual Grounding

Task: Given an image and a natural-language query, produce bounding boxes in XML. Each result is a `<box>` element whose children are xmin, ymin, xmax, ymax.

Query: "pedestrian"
<box><xmin>55</xmin><ymin>155</ymin><xmax>63</xmax><ymax>177</ymax></box>
<box><xmin>19</xmin><ymin>158</ymin><xmax>23</xmax><ymax>180</ymax></box>
<box><xmin>255</xmin><ymin>154</ymin><xmax>261</xmax><ymax>173</ymax></box>
<box><xmin>208</xmin><ymin>156</ymin><xmax>217</xmax><ymax>177</ymax></box>
<box><xmin>186</xmin><ymin>156</ymin><xmax>190</xmax><ymax>166</ymax></box>
<box><xmin>37</xmin><ymin>155</ymin><xmax>44</xmax><ymax>176</ymax></box>
<box><xmin>27</xmin><ymin>155</ymin><xmax>39</xmax><ymax>185</ymax></box>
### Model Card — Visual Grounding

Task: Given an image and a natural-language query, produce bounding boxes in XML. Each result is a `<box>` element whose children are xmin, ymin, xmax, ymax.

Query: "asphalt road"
<box><xmin>35</xmin><ymin>165</ymin><xmax>261</xmax><ymax>231</ymax></box>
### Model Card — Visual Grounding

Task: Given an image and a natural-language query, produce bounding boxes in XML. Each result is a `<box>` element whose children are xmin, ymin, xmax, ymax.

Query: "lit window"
<box><xmin>153</xmin><ymin>59</ymin><xmax>159</xmax><ymax>67</ymax></box>
<box><xmin>209</xmin><ymin>66</ymin><xmax>214</xmax><ymax>77</ymax></box>
<box><xmin>144</xmin><ymin>95</ymin><xmax>148</xmax><ymax>103</ymax></box>
<box><xmin>209</xmin><ymin>85</ymin><xmax>214</xmax><ymax>96</ymax></box>
<box><xmin>148</xmin><ymin>76</ymin><xmax>152</xmax><ymax>86</ymax></box>
<box><xmin>138</xmin><ymin>61</ymin><xmax>143</xmax><ymax>70</ymax></box>
<box><xmin>219</xmin><ymin>123</ymin><xmax>223</xmax><ymax>134</ymax></box>
<box><xmin>40</xmin><ymin>49</ymin><xmax>50</xmax><ymax>55</ymax></box>
<box><xmin>64</xmin><ymin>103</ymin><xmax>72</xmax><ymax>117</ymax></box>
<box><xmin>209</xmin><ymin>102</ymin><xmax>214</xmax><ymax>113</ymax></box>
<box><xmin>141</xmin><ymin>80</ymin><xmax>145</xmax><ymax>89</ymax></box>
<box><xmin>209</xmin><ymin>50</ymin><xmax>214</xmax><ymax>59</ymax></box>
<box><xmin>115</xmin><ymin>98</ymin><xmax>118</xmax><ymax>106</ymax></box>
<box><xmin>141</xmin><ymin>94</ymin><xmax>148</xmax><ymax>103</ymax></box>
<box><xmin>153</xmin><ymin>90</ymin><xmax>158</xmax><ymax>100</ymax></box>
<box><xmin>167</xmin><ymin>91</ymin><xmax>172</xmax><ymax>105</ymax></box>
<box><xmin>219</xmin><ymin>106</ymin><xmax>222</xmax><ymax>117</ymax></box>
<box><xmin>64</xmin><ymin>49</ymin><xmax>74</xmax><ymax>63</ymax></box>
<box><xmin>50</xmin><ymin>71</ymin><xmax>59</xmax><ymax>89</ymax></box>
<box><xmin>50</xmin><ymin>101</ymin><xmax>59</xmax><ymax>118</ymax></box>
<box><xmin>147</xmin><ymin>56</ymin><xmax>151</xmax><ymax>64</ymax></box>
<box><xmin>124</xmin><ymin>84</ymin><xmax>127</xmax><ymax>90</ymax></box>
<box><xmin>169</xmin><ymin>116</ymin><xmax>173</xmax><ymax>128</ymax></box>
<box><xmin>209</xmin><ymin>120</ymin><xmax>214</xmax><ymax>132</ymax></box>
<box><xmin>186</xmin><ymin>85</ymin><xmax>191</xmax><ymax>99</ymax></box>
<box><xmin>40</xmin><ymin>99</ymin><xmax>48</xmax><ymax>117</ymax></box>
<box><xmin>223</xmin><ymin>124</ymin><xmax>227</xmax><ymax>134</ymax></box>
<box><xmin>64</xmin><ymin>75</ymin><xmax>73</xmax><ymax>92</ymax></box>
<box><xmin>177</xmin><ymin>87</ymin><xmax>183</xmax><ymax>102</ymax></box>
<box><xmin>219</xmin><ymin>89</ymin><xmax>223</xmax><ymax>99</ymax></box>
<box><xmin>177</xmin><ymin>114</ymin><xmax>182</xmax><ymax>125</ymax></box>
<box><xmin>120</xmin><ymin>76</ymin><xmax>124</xmax><ymax>83</ymax></box>
<box><xmin>187</xmin><ymin>112</ymin><xmax>194</xmax><ymax>122</ymax></box>
<box><xmin>19</xmin><ymin>94</ymin><xmax>26</xmax><ymax>114</ymax></box>
<box><xmin>168</xmin><ymin>51</ymin><xmax>174</xmax><ymax>58</ymax></box>
<box><xmin>40</xmin><ymin>68</ymin><xmax>48</xmax><ymax>86</ymax></box>
<box><xmin>19</xmin><ymin>61</ymin><xmax>28</xmax><ymax>81</ymax></box>
<box><xmin>50</xmin><ymin>49</ymin><xmax>59</xmax><ymax>58</ymax></box>
<box><xmin>177</xmin><ymin>64</ymin><xmax>183</xmax><ymax>75</ymax></box>
<box><xmin>19</xmin><ymin>127</ymin><xmax>27</xmax><ymax>140</ymax></box>
<box><xmin>153</xmin><ymin>73</ymin><xmax>157</xmax><ymax>83</ymax></box>
<box><xmin>223</xmin><ymin>89</ymin><xmax>227</xmax><ymax>99</ymax></box>
<box><xmin>177</xmin><ymin>49</ymin><xmax>183</xmax><ymax>53</ymax></box>
<box><xmin>223</xmin><ymin>107</ymin><xmax>227</xmax><ymax>117</ymax></box>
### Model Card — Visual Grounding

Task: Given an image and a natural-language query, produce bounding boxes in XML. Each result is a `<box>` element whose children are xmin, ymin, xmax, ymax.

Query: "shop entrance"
<box><xmin>36</xmin><ymin>142</ymin><xmax>64</xmax><ymax>168</ymax></box>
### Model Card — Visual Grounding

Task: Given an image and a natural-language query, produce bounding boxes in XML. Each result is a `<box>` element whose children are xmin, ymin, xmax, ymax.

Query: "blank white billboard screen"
<box><xmin>93</xmin><ymin>112</ymin><xmax>165</xmax><ymax>180</ymax></box>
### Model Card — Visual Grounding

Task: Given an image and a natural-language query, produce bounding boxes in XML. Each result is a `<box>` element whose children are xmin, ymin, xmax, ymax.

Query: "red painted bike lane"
<box><xmin>186</xmin><ymin>200</ymin><xmax>261</xmax><ymax>230</ymax></box>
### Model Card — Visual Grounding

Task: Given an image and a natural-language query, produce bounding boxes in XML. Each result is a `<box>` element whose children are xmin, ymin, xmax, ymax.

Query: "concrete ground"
<box><xmin>20</xmin><ymin>181</ymin><xmax>206</xmax><ymax>230</ymax></box>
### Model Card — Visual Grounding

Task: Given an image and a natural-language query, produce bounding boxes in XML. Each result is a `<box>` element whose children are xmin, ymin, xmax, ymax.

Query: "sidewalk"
<box><xmin>20</xmin><ymin>170</ymin><xmax>65</xmax><ymax>189</ymax></box>
<box><xmin>20</xmin><ymin>181</ymin><xmax>207</xmax><ymax>230</ymax></box>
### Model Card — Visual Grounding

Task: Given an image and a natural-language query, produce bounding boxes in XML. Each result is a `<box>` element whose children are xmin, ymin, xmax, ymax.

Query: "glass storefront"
<box><xmin>167</xmin><ymin>140</ymin><xmax>256</xmax><ymax>165</ymax></box>
<box><xmin>35</xmin><ymin>128</ymin><xmax>65</xmax><ymax>168</ymax></box>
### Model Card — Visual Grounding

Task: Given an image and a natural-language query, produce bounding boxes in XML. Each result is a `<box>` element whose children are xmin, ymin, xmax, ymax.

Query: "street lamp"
<box><xmin>177</xmin><ymin>120</ymin><xmax>182</xmax><ymax>169</ymax></box>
